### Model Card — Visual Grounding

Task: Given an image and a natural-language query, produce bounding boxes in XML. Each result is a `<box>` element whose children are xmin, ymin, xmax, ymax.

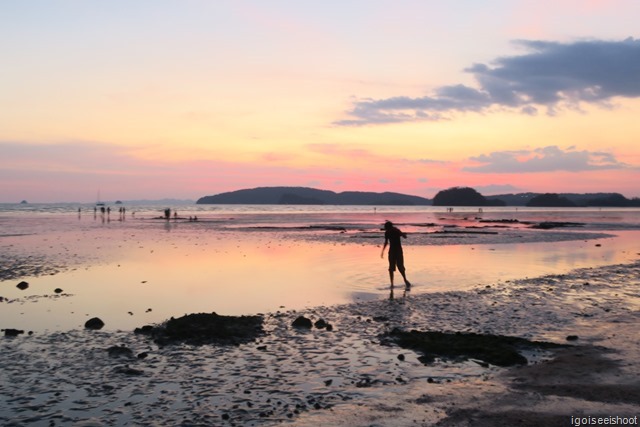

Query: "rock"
<box><xmin>137</xmin><ymin>352</ymin><xmax>149</xmax><ymax>359</ymax></box>
<box><xmin>134</xmin><ymin>325</ymin><xmax>154</xmax><ymax>335</ymax></box>
<box><xmin>314</xmin><ymin>319</ymin><xmax>328</xmax><ymax>329</ymax></box>
<box><xmin>397</xmin><ymin>354</ymin><xmax>405</xmax><ymax>361</ymax></box>
<box><xmin>107</xmin><ymin>345</ymin><xmax>134</xmax><ymax>358</ymax></box>
<box><xmin>566</xmin><ymin>335</ymin><xmax>579</xmax><ymax>341</ymax></box>
<box><xmin>292</xmin><ymin>316</ymin><xmax>313</xmax><ymax>329</ymax></box>
<box><xmin>84</xmin><ymin>317</ymin><xmax>105</xmax><ymax>330</ymax></box>
<box><xmin>16</xmin><ymin>281</ymin><xmax>29</xmax><ymax>290</ymax></box>
<box><xmin>54</xmin><ymin>288</ymin><xmax>63</xmax><ymax>294</ymax></box>
<box><xmin>3</xmin><ymin>328</ymin><xmax>25</xmax><ymax>337</ymax></box>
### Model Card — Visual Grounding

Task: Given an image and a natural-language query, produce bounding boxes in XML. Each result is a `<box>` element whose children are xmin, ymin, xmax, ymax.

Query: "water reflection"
<box><xmin>1</xmin><ymin>208</ymin><xmax>638</xmax><ymax>332</ymax></box>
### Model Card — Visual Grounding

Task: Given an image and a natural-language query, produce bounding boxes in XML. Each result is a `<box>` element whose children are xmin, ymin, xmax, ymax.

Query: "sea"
<box><xmin>1</xmin><ymin>202</ymin><xmax>639</xmax><ymax>333</ymax></box>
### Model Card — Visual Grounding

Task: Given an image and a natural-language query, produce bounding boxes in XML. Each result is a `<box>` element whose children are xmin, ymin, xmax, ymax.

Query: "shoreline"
<box><xmin>1</xmin><ymin>259</ymin><xmax>639</xmax><ymax>426</ymax></box>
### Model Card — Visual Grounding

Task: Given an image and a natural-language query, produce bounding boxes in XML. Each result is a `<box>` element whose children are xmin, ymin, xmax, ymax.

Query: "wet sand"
<box><xmin>1</xmin><ymin>210</ymin><xmax>639</xmax><ymax>425</ymax></box>
<box><xmin>1</xmin><ymin>259</ymin><xmax>639</xmax><ymax>426</ymax></box>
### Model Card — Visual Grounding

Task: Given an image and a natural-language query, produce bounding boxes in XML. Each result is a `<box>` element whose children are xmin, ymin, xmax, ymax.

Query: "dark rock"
<box><xmin>84</xmin><ymin>317</ymin><xmax>105</xmax><ymax>330</ymax></box>
<box><xmin>3</xmin><ymin>329</ymin><xmax>25</xmax><ymax>337</ymax></box>
<box><xmin>314</xmin><ymin>318</ymin><xmax>328</xmax><ymax>329</ymax></box>
<box><xmin>16</xmin><ymin>281</ymin><xmax>29</xmax><ymax>290</ymax></box>
<box><xmin>292</xmin><ymin>316</ymin><xmax>313</xmax><ymax>329</ymax></box>
<box><xmin>325</xmin><ymin>324</ymin><xmax>333</xmax><ymax>332</ymax></box>
<box><xmin>54</xmin><ymin>288</ymin><xmax>63</xmax><ymax>294</ymax></box>
<box><xmin>566</xmin><ymin>335</ymin><xmax>579</xmax><ymax>341</ymax></box>
<box><xmin>324</xmin><ymin>379</ymin><xmax>333</xmax><ymax>386</ymax></box>
<box><xmin>107</xmin><ymin>345</ymin><xmax>134</xmax><ymax>358</ymax></box>
<box><xmin>397</xmin><ymin>354</ymin><xmax>405</xmax><ymax>361</ymax></box>
<box><xmin>136</xmin><ymin>312</ymin><xmax>264</xmax><ymax>346</ymax></box>
<box><xmin>385</xmin><ymin>328</ymin><xmax>566</xmax><ymax>367</ymax></box>
<box><xmin>137</xmin><ymin>352</ymin><xmax>149</xmax><ymax>359</ymax></box>
<box><xmin>372</xmin><ymin>316</ymin><xmax>389</xmax><ymax>322</ymax></box>
<box><xmin>134</xmin><ymin>325</ymin><xmax>154</xmax><ymax>335</ymax></box>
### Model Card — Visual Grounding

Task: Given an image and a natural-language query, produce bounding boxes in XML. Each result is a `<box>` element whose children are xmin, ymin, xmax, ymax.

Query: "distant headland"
<box><xmin>197</xmin><ymin>186</ymin><xmax>640</xmax><ymax>207</ymax></box>
<box><xmin>197</xmin><ymin>187</ymin><xmax>430</xmax><ymax>206</ymax></box>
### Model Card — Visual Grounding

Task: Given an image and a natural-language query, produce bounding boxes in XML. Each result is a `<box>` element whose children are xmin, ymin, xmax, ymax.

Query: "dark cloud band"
<box><xmin>336</xmin><ymin>37</ymin><xmax>640</xmax><ymax>125</ymax></box>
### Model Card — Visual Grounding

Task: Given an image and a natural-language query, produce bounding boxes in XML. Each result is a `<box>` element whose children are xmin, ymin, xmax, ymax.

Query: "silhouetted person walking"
<box><xmin>381</xmin><ymin>221</ymin><xmax>411</xmax><ymax>288</ymax></box>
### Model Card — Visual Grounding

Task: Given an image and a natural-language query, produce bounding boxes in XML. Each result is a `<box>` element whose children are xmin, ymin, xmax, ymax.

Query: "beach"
<box><xmin>0</xmin><ymin>205</ymin><xmax>639</xmax><ymax>426</ymax></box>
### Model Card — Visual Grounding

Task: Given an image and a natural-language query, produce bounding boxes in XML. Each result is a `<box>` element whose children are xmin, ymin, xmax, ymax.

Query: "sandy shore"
<box><xmin>1</xmin><ymin>258</ymin><xmax>638</xmax><ymax>426</ymax></box>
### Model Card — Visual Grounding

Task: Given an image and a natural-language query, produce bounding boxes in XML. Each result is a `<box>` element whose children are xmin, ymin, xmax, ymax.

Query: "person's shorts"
<box><xmin>388</xmin><ymin>250</ymin><xmax>405</xmax><ymax>272</ymax></box>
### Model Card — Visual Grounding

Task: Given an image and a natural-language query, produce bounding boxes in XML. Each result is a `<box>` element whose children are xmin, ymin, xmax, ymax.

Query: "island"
<box><xmin>197</xmin><ymin>187</ymin><xmax>432</xmax><ymax>205</ymax></box>
<box><xmin>196</xmin><ymin>186</ymin><xmax>640</xmax><ymax>207</ymax></box>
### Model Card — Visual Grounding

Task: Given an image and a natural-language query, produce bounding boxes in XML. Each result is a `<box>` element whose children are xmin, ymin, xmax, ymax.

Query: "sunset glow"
<box><xmin>1</xmin><ymin>1</ymin><xmax>639</xmax><ymax>202</ymax></box>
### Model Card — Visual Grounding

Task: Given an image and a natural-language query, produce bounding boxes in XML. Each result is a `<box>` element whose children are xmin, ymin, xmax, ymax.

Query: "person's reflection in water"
<box><xmin>389</xmin><ymin>282</ymin><xmax>411</xmax><ymax>301</ymax></box>
<box><xmin>381</xmin><ymin>221</ymin><xmax>411</xmax><ymax>290</ymax></box>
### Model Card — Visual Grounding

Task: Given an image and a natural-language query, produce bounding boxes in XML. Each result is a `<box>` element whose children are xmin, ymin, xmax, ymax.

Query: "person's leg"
<box><xmin>388</xmin><ymin>253</ymin><xmax>396</xmax><ymax>287</ymax></box>
<box><xmin>400</xmin><ymin>269</ymin><xmax>411</xmax><ymax>287</ymax></box>
<box><xmin>397</xmin><ymin>253</ymin><xmax>411</xmax><ymax>287</ymax></box>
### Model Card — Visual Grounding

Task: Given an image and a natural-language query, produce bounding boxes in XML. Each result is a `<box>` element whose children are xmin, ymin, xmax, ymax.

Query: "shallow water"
<box><xmin>0</xmin><ymin>205</ymin><xmax>639</xmax><ymax>333</ymax></box>
<box><xmin>1</xmin><ymin>204</ymin><xmax>639</xmax><ymax>426</ymax></box>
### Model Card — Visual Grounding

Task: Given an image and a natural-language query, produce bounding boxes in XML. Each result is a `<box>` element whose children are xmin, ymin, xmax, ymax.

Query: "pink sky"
<box><xmin>1</xmin><ymin>1</ymin><xmax>639</xmax><ymax>202</ymax></box>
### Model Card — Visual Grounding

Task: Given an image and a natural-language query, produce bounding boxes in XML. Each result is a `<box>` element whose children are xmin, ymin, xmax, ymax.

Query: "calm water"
<box><xmin>1</xmin><ymin>203</ymin><xmax>639</xmax><ymax>332</ymax></box>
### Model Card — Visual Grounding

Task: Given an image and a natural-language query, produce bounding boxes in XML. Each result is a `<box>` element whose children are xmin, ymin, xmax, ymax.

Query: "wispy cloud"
<box><xmin>463</xmin><ymin>145</ymin><xmax>628</xmax><ymax>173</ymax></box>
<box><xmin>336</xmin><ymin>37</ymin><xmax>640</xmax><ymax>125</ymax></box>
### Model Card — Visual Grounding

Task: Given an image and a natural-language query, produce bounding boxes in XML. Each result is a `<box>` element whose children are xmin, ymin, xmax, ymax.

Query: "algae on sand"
<box><xmin>384</xmin><ymin>328</ymin><xmax>566</xmax><ymax>367</ymax></box>
<box><xmin>135</xmin><ymin>312</ymin><xmax>265</xmax><ymax>346</ymax></box>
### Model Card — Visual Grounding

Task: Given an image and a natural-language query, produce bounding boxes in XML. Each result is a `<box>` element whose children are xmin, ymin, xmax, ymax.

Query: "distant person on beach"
<box><xmin>381</xmin><ymin>221</ymin><xmax>411</xmax><ymax>288</ymax></box>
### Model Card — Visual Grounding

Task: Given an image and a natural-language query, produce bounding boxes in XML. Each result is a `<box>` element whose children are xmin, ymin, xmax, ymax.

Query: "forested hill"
<box><xmin>196</xmin><ymin>187</ymin><xmax>432</xmax><ymax>205</ymax></box>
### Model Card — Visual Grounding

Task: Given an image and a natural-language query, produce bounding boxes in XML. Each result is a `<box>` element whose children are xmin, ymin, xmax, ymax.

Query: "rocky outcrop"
<box><xmin>135</xmin><ymin>312</ymin><xmax>264</xmax><ymax>346</ymax></box>
<box><xmin>384</xmin><ymin>328</ymin><xmax>566</xmax><ymax>367</ymax></box>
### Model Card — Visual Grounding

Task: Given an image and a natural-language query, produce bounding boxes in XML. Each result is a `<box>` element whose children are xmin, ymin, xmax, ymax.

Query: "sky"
<box><xmin>1</xmin><ymin>0</ymin><xmax>639</xmax><ymax>203</ymax></box>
